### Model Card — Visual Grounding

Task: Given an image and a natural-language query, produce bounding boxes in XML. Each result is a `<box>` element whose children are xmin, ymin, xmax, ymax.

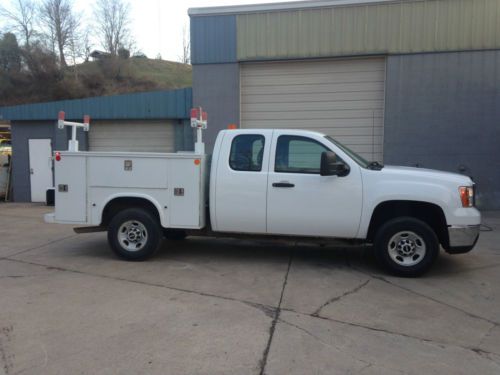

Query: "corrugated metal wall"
<box><xmin>384</xmin><ymin>50</ymin><xmax>500</xmax><ymax>209</ymax></box>
<box><xmin>0</xmin><ymin>88</ymin><xmax>192</xmax><ymax>121</ymax></box>
<box><xmin>237</xmin><ymin>0</ymin><xmax>500</xmax><ymax>61</ymax></box>
<box><xmin>190</xmin><ymin>15</ymin><xmax>237</xmax><ymax>64</ymax></box>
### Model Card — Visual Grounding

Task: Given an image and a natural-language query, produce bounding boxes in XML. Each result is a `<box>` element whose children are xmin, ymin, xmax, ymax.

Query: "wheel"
<box><xmin>163</xmin><ymin>229</ymin><xmax>187</xmax><ymax>241</ymax></box>
<box><xmin>374</xmin><ymin>217</ymin><xmax>439</xmax><ymax>277</ymax></box>
<box><xmin>107</xmin><ymin>208</ymin><xmax>161</xmax><ymax>261</ymax></box>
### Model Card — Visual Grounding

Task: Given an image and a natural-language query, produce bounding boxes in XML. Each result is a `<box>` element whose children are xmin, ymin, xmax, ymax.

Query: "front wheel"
<box><xmin>107</xmin><ymin>208</ymin><xmax>161</xmax><ymax>261</ymax></box>
<box><xmin>374</xmin><ymin>217</ymin><xmax>439</xmax><ymax>277</ymax></box>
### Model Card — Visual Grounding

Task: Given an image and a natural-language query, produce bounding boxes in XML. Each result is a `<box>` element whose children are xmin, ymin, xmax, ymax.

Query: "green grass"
<box><xmin>65</xmin><ymin>57</ymin><xmax>192</xmax><ymax>97</ymax></box>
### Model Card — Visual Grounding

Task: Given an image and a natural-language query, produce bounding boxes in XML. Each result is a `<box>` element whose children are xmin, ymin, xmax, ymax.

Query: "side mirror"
<box><xmin>320</xmin><ymin>151</ymin><xmax>350</xmax><ymax>177</ymax></box>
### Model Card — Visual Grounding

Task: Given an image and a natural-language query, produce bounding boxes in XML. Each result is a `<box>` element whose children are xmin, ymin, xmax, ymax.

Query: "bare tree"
<box><xmin>0</xmin><ymin>0</ymin><xmax>37</xmax><ymax>47</ymax></box>
<box><xmin>179</xmin><ymin>24</ymin><xmax>190</xmax><ymax>64</ymax></box>
<box><xmin>94</xmin><ymin>0</ymin><xmax>132</xmax><ymax>55</ymax></box>
<box><xmin>39</xmin><ymin>0</ymin><xmax>79</xmax><ymax>67</ymax></box>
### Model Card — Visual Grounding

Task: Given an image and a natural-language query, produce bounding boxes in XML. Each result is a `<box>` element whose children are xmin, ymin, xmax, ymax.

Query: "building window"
<box><xmin>229</xmin><ymin>134</ymin><xmax>265</xmax><ymax>172</ymax></box>
<box><xmin>275</xmin><ymin>135</ymin><xmax>330</xmax><ymax>174</ymax></box>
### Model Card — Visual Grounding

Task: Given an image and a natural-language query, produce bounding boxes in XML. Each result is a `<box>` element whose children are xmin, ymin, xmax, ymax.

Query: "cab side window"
<box><xmin>275</xmin><ymin>135</ymin><xmax>330</xmax><ymax>174</ymax></box>
<box><xmin>229</xmin><ymin>134</ymin><xmax>265</xmax><ymax>172</ymax></box>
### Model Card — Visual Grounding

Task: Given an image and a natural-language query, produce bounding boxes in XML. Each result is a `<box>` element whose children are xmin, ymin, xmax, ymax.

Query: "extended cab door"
<box><xmin>266</xmin><ymin>130</ymin><xmax>363</xmax><ymax>238</ymax></box>
<box><xmin>212</xmin><ymin>130</ymin><xmax>272</xmax><ymax>233</ymax></box>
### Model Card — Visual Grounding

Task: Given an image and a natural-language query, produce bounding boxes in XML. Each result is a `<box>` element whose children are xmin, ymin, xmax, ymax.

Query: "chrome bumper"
<box><xmin>447</xmin><ymin>225</ymin><xmax>480</xmax><ymax>251</ymax></box>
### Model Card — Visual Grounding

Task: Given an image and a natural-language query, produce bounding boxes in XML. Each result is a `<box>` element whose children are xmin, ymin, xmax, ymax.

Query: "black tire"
<box><xmin>374</xmin><ymin>217</ymin><xmax>439</xmax><ymax>277</ymax></box>
<box><xmin>163</xmin><ymin>229</ymin><xmax>187</xmax><ymax>241</ymax></box>
<box><xmin>107</xmin><ymin>208</ymin><xmax>161</xmax><ymax>261</ymax></box>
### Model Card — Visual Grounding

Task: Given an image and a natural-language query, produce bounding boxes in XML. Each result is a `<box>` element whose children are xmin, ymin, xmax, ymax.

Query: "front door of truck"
<box><xmin>213</xmin><ymin>130</ymin><xmax>272</xmax><ymax>234</ymax></box>
<box><xmin>266</xmin><ymin>131</ymin><xmax>363</xmax><ymax>238</ymax></box>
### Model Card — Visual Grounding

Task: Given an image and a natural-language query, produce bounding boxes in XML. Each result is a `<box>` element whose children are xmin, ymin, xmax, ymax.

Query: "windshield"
<box><xmin>324</xmin><ymin>135</ymin><xmax>370</xmax><ymax>168</ymax></box>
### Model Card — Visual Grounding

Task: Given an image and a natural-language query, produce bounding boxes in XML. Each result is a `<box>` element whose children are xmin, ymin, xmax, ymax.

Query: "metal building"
<box><xmin>189</xmin><ymin>0</ymin><xmax>500</xmax><ymax>209</ymax></box>
<box><xmin>0</xmin><ymin>88</ymin><xmax>193</xmax><ymax>202</ymax></box>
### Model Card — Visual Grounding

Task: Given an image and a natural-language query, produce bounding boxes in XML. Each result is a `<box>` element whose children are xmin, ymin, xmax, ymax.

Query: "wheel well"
<box><xmin>101</xmin><ymin>197</ymin><xmax>161</xmax><ymax>227</ymax></box>
<box><xmin>367</xmin><ymin>201</ymin><xmax>448</xmax><ymax>246</ymax></box>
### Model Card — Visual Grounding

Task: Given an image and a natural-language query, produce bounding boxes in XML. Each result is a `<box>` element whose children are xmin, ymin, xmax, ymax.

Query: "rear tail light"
<box><xmin>55</xmin><ymin>152</ymin><xmax>61</xmax><ymax>161</ymax></box>
<box><xmin>459</xmin><ymin>186</ymin><xmax>474</xmax><ymax>207</ymax></box>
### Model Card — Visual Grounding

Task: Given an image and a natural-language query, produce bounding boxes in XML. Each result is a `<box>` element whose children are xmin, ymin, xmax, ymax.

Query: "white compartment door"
<box><xmin>28</xmin><ymin>139</ymin><xmax>53</xmax><ymax>202</ymax></box>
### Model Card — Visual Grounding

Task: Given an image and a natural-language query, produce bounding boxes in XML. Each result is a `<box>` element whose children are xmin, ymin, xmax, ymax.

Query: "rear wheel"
<box><xmin>107</xmin><ymin>208</ymin><xmax>161</xmax><ymax>261</ymax></box>
<box><xmin>374</xmin><ymin>217</ymin><xmax>439</xmax><ymax>277</ymax></box>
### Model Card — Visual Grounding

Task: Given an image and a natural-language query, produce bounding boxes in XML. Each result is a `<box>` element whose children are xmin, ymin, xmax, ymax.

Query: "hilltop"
<box><xmin>0</xmin><ymin>57</ymin><xmax>192</xmax><ymax>106</ymax></box>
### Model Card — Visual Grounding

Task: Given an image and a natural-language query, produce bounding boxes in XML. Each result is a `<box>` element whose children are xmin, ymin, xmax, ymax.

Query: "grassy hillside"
<box><xmin>66</xmin><ymin>57</ymin><xmax>192</xmax><ymax>98</ymax></box>
<box><xmin>0</xmin><ymin>57</ymin><xmax>192</xmax><ymax>106</ymax></box>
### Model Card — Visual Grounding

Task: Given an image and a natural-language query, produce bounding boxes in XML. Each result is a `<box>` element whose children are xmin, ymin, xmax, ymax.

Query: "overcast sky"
<box><xmin>72</xmin><ymin>0</ymin><xmax>296</xmax><ymax>62</ymax></box>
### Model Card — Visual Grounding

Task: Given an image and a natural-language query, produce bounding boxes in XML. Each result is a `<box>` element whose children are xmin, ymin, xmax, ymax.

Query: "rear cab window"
<box><xmin>229</xmin><ymin>134</ymin><xmax>265</xmax><ymax>172</ymax></box>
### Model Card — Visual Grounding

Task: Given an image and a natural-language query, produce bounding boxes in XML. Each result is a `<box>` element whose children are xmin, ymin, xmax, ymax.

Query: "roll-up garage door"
<box><xmin>240</xmin><ymin>58</ymin><xmax>385</xmax><ymax>162</ymax></box>
<box><xmin>89</xmin><ymin>120</ymin><xmax>175</xmax><ymax>152</ymax></box>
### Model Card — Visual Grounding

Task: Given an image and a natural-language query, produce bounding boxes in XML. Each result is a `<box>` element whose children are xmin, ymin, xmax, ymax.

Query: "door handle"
<box><xmin>272</xmin><ymin>182</ymin><xmax>295</xmax><ymax>188</ymax></box>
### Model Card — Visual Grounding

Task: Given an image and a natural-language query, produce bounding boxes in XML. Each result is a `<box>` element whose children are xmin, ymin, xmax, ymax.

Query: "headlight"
<box><xmin>459</xmin><ymin>186</ymin><xmax>474</xmax><ymax>207</ymax></box>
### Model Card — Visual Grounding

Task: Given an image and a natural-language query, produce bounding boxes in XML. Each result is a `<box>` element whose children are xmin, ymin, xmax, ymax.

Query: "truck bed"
<box><xmin>53</xmin><ymin>151</ymin><xmax>207</xmax><ymax>229</ymax></box>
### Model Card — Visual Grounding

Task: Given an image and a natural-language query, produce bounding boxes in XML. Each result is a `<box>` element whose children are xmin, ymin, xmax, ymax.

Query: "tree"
<box><xmin>39</xmin><ymin>0</ymin><xmax>79</xmax><ymax>67</ymax></box>
<box><xmin>179</xmin><ymin>24</ymin><xmax>190</xmax><ymax>64</ymax></box>
<box><xmin>94</xmin><ymin>0</ymin><xmax>132</xmax><ymax>55</ymax></box>
<box><xmin>0</xmin><ymin>33</ymin><xmax>21</xmax><ymax>73</ymax></box>
<box><xmin>0</xmin><ymin>0</ymin><xmax>37</xmax><ymax>47</ymax></box>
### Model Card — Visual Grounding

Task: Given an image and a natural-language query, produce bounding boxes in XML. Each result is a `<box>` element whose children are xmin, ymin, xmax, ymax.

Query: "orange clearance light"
<box><xmin>194</xmin><ymin>159</ymin><xmax>201</xmax><ymax>166</ymax></box>
<box><xmin>58</xmin><ymin>111</ymin><xmax>65</xmax><ymax>121</ymax></box>
<box><xmin>228</xmin><ymin>124</ymin><xmax>237</xmax><ymax>129</ymax></box>
<box><xmin>55</xmin><ymin>152</ymin><xmax>61</xmax><ymax>161</ymax></box>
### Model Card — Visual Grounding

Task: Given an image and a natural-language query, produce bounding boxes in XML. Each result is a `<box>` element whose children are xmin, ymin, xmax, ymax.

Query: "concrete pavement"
<box><xmin>1</xmin><ymin>203</ymin><xmax>499</xmax><ymax>374</ymax></box>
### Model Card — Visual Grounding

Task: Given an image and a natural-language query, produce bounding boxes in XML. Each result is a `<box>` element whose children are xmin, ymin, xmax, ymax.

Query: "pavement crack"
<box><xmin>282</xmin><ymin>306</ymin><xmax>500</xmax><ymax>361</ymax></box>
<box><xmin>242</xmin><ymin>302</ymin><xmax>276</xmax><ymax>319</ymax></box>
<box><xmin>0</xmin><ymin>234</ymin><xmax>77</xmax><ymax>260</ymax></box>
<box><xmin>258</xmin><ymin>252</ymin><xmax>293</xmax><ymax>375</ymax></box>
<box><xmin>2</xmin><ymin>257</ymin><xmax>279</xmax><ymax>315</ymax></box>
<box><xmin>312</xmin><ymin>279</ymin><xmax>370</xmax><ymax>317</ymax></box>
<box><xmin>352</xmin><ymin>267</ymin><xmax>500</xmax><ymax>327</ymax></box>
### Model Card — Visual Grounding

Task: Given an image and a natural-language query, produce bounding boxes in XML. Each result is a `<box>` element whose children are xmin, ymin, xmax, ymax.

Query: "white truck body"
<box><xmin>50</xmin><ymin>152</ymin><xmax>207</xmax><ymax>229</ymax></box>
<box><xmin>45</xmin><ymin>128</ymin><xmax>481</xmax><ymax>276</ymax></box>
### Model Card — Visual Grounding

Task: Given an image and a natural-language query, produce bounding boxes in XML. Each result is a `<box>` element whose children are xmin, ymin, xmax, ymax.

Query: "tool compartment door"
<box><xmin>55</xmin><ymin>154</ymin><xmax>87</xmax><ymax>223</ymax></box>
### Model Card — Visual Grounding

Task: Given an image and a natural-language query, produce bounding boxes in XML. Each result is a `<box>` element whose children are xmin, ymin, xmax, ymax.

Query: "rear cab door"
<box><xmin>211</xmin><ymin>130</ymin><xmax>272</xmax><ymax>233</ymax></box>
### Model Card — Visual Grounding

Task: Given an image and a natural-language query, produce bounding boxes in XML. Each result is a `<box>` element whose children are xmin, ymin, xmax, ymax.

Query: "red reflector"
<box><xmin>202</xmin><ymin>111</ymin><xmax>207</xmax><ymax>121</ymax></box>
<box><xmin>190</xmin><ymin>108</ymin><xmax>199</xmax><ymax>120</ymax></box>
<box><xmin>55</xmin><ymin>152</ymin><xmax>61</xmax><ymax>161</ymax></box>
<box><xmin>58</xmin><ymin>111</ymin><xmax>65</xmax><ymax>121</ymax></box>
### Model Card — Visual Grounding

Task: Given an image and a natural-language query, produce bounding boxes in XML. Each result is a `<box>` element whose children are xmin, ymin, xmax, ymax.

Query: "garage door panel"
<box><xmin>241</xmin><ymin>59</ymin><xmax>385</xmax><ymax>76</ymax></box>
<box><xmin>243</xmin><ymin>100</ymin><xmax>383</xmax><ymax>112</ymax></box>
<box><xmin>242</xmin><ymin>71</ymin><xmax>384</xmax><ymax>86</ymax></box>
<box><xmin>240</xmin><ymin>118</ymin><xmax>383</xmax><ymax>128</ymax></box>
<box><xmin>241</xmin><ymin>58</ymin><xmax>385</xmax><ymax>162</ymax></box>
<box><xmin>241</xmin><ymin>90</ymin><xmax>384</xmax><ymax>104</ymax></box>
<box><xmin>241</xmin><ymin>82</ymin><xmax>385</xmax><ymax>95</ymax></box>
<box><xmin>89</xmin><ymin>120</ymin><xmax>174</xmax><ymax>153</ymax></box>
<box><xmin>242</xmin><ymin>109</ymin><xmax>384</xmax><ymax>121</ymax></box>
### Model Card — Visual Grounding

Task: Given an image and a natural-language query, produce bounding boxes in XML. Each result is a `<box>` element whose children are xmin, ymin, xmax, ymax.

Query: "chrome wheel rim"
<box><xmin>118</xmin><ymin>220</ymin><xmax>148</xmax><ymax>252</ymax></box>
<box><xmin>387</xmin><ymin>231</ymin><xmax>426</xmax><ymax>266</ymax></box>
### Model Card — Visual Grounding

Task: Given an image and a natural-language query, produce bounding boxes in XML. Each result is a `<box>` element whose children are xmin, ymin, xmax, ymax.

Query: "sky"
<box><xmin>73</xmin><ymin>0</ymin><xmax>298</xmax><ymax>62</ymax></box>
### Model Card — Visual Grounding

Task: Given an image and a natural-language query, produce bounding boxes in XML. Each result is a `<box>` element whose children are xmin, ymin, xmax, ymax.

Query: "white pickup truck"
<box><xmin>45</xmin><ymin>127</ymin><xmax>480</xmax><ymax>277</ymax></box>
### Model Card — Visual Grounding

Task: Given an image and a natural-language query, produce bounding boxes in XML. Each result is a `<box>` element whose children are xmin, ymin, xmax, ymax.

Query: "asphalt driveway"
<box><xmin>1</xmin><ymin>203</ymin><xmax>499</xmax><ymax>374</ymax></box>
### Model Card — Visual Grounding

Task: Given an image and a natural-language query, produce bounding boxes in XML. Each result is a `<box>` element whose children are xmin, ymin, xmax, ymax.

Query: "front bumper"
<box><xmin>445</xmin><ymin>225</ymin><xmax>480</xmax><ymax>254</ymax></box>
